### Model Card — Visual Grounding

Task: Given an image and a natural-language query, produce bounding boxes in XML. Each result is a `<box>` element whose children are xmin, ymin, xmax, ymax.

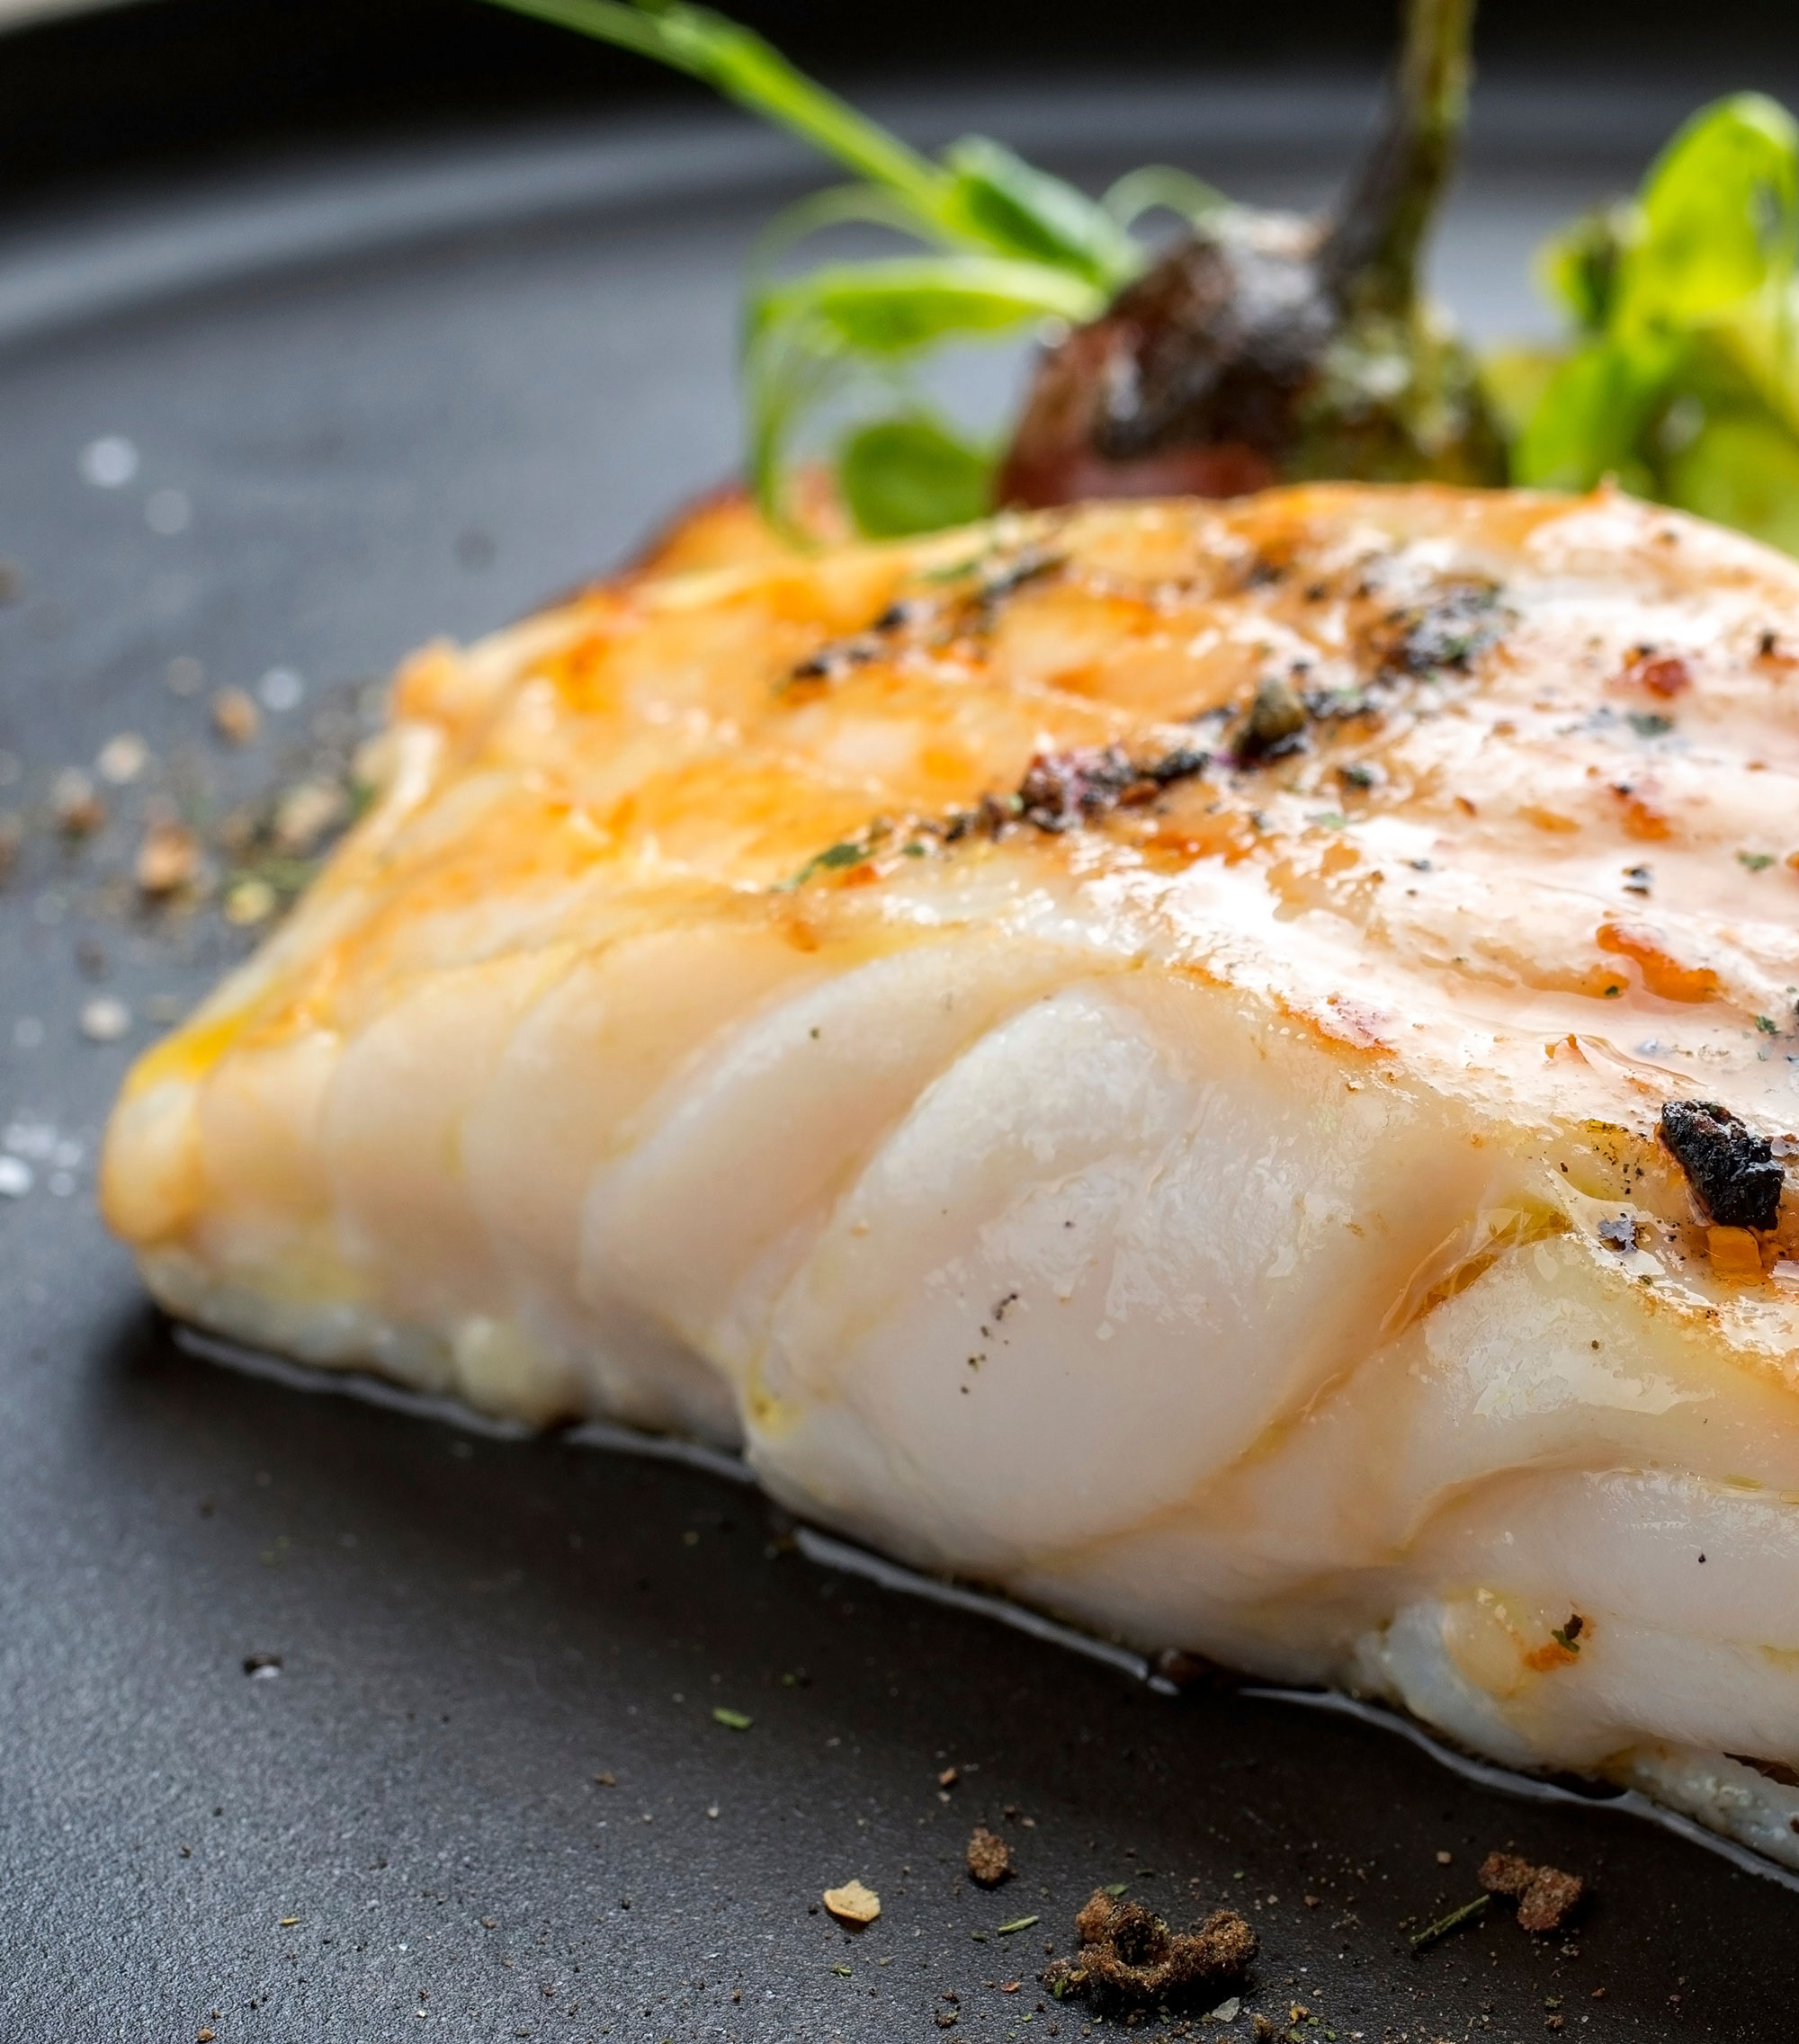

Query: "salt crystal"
<box><xmin>258</xmin><ymin>667</ymin><xmax>305</xmax><ymax>713</ymax></box>
<box><xmin>95</xmin><ymin>732</ymin><xmax>148</xmax><ymax>785</ymax></box>
<box><xmin>79</xmin><ymin>996</ymin><xmax>131</xmax><ymax>1042</ymax></box>
<box><xmin>79</xmin><ymin>435</ymin><xmax>138</xmax><ymax>488</ymax></box>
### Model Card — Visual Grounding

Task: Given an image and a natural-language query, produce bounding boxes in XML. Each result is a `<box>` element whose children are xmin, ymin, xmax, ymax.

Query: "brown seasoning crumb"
<box><xmin>136</xmin><ymin>819</ymin><xmax>201</xmax><ymax>897</ymax></box>
<box><xmin>1042</xmin><ymin>1891</ymin><xmax>1257</xmax><ymax>2015</ymax></box>
<box><xmin>966</xmin><ymin>1825</ymin><xmax>1014</xmax><ymax>1887</ymax></box>
<box><xmin>51</xmin><ymin>767</ymin><xmax>104</xmax><ymax>836</ymax></box>
<box><xmin>1478</xmin><ymin>1851</ymin><xmax>1585</xmax><ymax>1932</ymax></box>
<box><xmin>211</xmin><ymin>687</ymin><xmax>261</xmax><ymax>745</ymax></box>
<box><xmin>821</xmin><ymin>1879</ymin><xmax>882</xmax><ymax>1926</ymax></box>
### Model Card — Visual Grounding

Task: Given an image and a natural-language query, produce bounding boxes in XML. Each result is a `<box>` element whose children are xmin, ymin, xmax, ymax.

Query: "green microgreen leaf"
<box><xmin>1100</xmin><ymin>164</ymin><xmax>1233</xmax><ymax>234</ymax></box>
<box><xmin>479</xmin><ymin>0</ymin><xmax>1144</xmax><ymax>540</ymax></box>
<box><xmin>481</xmin><ymin>0</ymin><xmax>948</xmax><ymax>224</ymax></box>
<box><xmin>940</xmin><ymin>134</ymin><xmax>1138</xmax><ymax>290</ymax></box>
<box><xmin>837</xmin><ymin>414</ymin><xmax>993</xmax><ymax>537</ymax></box>
<box><xmin>1629</xmin><ymin>94</ymin><xmax>1799</xmax><ymax>330</ymax></box>
<box><xmin>752</xmin><ymin>256</ymin><xmax>1102</xmax><ymax>354</ymax></box>
<box><xmin>1518</xmin><ymin>91</ymin><xmax>1799</xmax><ymax>551</ymax></box>
<box><xmin>712</xmin><ymin>1706</ymin><xmax>754</xmax><ymax>1729</ymax></box>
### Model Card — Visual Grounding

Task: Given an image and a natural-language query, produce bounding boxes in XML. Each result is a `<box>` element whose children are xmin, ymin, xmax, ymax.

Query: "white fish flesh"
<box><xmin>102</xmin><ymin>483</ymin><xmax>1799</xmax><ymax>1867</ymax></box>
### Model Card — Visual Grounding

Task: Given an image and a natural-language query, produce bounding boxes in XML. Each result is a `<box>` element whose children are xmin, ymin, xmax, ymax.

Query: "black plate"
<box><xmin>1</xmin><ymin>67</ymin><xmax>1795</xmax><ymax>2044</ymax></box>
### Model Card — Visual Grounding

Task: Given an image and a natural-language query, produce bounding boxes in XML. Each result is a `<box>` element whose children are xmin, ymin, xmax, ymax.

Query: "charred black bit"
<box><xmin>1660</xmin><ymin>1099</ymin><xmax>1784</xmax><ymax>1231</ymax></box>
<box><xmin>1623</xmin><ymin>864</ymin><xmax>1652</xmax><ymax>895</ymax></box>
<box><xmin>1016</xmin><ymin>742</ymin><xmax>1210</xmax><ymax>831</ymax></box>
<box><xmin>1238</xmin><ymin>675</ymin><xmax>1310</xmax><ymax>759</ymax></box>
<box><xmin>972</xmin><ymin>548</ymin><xmax>1065</xmax><ymax>611</ymax></box>
<box><xmin>1017</xmin><ymin>746</ymin><xmax>1139</xmax><ymax>829</ymax></box>
<box><xmin>1043</xmin><ymin>1892</ymin><xmax>1257</xmax><ymax>2014</ymax></box>
<box><xmin>787</xmin><ymin>640</ymin><xmax>878</xmax><ymax>685</ymax></box>
<box><xmin>1383</xmin><ymin>579</ymin><xmax>1503</xmax><ymax>677</ymax></box>
<box><xmin>784</xmin><ymin>592</ymin><xmax>939</xmax><ymax>686</ymax></box>
<box><xmin>1146</xmin><ymin>745</ymin><xmax>1212</xmax><ymax>784</ymax></box>
<box><xmin>869</xmin><ymin>599</ymin><xmax>925</xmax><ymax>633</ymax></box>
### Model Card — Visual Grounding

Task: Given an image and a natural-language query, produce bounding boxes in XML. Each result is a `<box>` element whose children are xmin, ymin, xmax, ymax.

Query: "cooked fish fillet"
<box><xmin>103</xmin><ymin>483</ymin><xmax>1799</xmax><ymax>1863</ymax></box>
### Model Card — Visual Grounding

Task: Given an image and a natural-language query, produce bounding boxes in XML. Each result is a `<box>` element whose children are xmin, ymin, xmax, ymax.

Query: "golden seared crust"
<box><xmin>107</xmin><ymin>481</ymin><xmax>1799</xmax><ymax>1289</ymax></box>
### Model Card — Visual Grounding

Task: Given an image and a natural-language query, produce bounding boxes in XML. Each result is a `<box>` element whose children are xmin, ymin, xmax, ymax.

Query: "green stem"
<box><xmin>1322</xmin><ymin>0</ymin><xmax>1476</xmax><ymax>317</ymax></box>
<box><xmin>481</xmin><ymin>0</ymin><xmax>953</xmax><ymax>228</ymax></box>
<box><xmin>1408</xmin><ymin>1892</ymin><xmax>1489</xmax><ymax>1953</ymax></box>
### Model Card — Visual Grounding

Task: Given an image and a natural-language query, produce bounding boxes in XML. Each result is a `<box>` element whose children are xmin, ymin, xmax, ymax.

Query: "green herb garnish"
<box><xmin>1408</xmin><ymin>1892</ymin><xmax>1489</xmax><ymax>1951</ymax></box>
<box><xmin>483</xmin><ymin>0</ymin><xmax>1142</xmax><ymax>537</ymax></box>
<box><xmin>712</xmin><ymin>1706</ymin><xmax>754</xmax><ymax>1729</ymax></box>
<box><xmin>486</xmin><ymin>0</ymin><xmax>1799</xmax><ymax>558</ymax></box>
<box><xmin>1495</xmin><ymin>93</ymin><xmax>1799</xmax><ymax>554</ymax></box>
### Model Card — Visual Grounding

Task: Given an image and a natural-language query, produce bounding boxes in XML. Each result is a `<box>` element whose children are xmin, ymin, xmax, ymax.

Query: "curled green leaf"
<box><xmin>753</xmin><ymin>256</ymin><xmax>1103</xmax><ymax>354</ymax></box>
<box><xmin>837</xmin><ymin>415</ymin><xmax>994</xmax><ymax>538</ymax></box>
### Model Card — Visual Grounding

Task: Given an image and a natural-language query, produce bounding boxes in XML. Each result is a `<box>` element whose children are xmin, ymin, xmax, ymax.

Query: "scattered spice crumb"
<box><xmin>938</xmin><ymin>1766</ymin><xmax>960</xmax><ymax>1790</ymax></box>
<box><xmin>137</xmin><ymin>818</ymin><xmax>201</xmax><ymax>897</ymax></box>
<box><xmin>592</xmin><ymin>1772</ymin><xmax>616</xmax><ymax>1787</ymax></box>
<box><xmin>1042</xmin><ymin>1892</ymin><xmax>1256</xmax><ymax>2015</ymax></box>
<box><xmin>223</xmin><ymin>876</ymin><xmax>277</xmax><ymax>926</ymax></box>
<box><xmin>822</xmin><ymin>1879</ymin><xmax>881</xmax><ymax>1926</ymax></box>
<box><xmin>211</xmin><ymin>687</ymin><xmax>261</xmax><ymax>745</ymax></box>
<box><xmin>1479</xmin><ymin>1851</ymin><xmax>1585</xmax><ymax>1932</ymax></box>
<box><xmin>273</xmin><ymin>778</ymin><xmax>347</xmax><ymax>854</ymax></box>
<box><xmin>51</xmin><ymin>767</ymin><xmax>103</xmax><ymax>836</ymax></box>
<box><xmin>96</xmin><ymin>732</ymin><xmax>148</xmax><ymax>784</ymax></box>
<box><xmin>966</xmin><ymin>1825</ymin><xmax>1013</xmax><ymax>1887</ymax></box>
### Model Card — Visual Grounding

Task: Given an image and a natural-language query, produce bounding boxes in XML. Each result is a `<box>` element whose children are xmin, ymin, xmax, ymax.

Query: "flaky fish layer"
<box><xmin>103</xmin><ymin>484</ymin><xmax>1799</xmax><ymax>1861</ymax></box>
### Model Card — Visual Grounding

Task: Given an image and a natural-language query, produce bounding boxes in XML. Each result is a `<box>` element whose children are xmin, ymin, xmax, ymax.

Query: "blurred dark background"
<box><xmin>2</xmin><ymin>0</ymin><xmax>1798</xmax><ymax>202</ymax></box>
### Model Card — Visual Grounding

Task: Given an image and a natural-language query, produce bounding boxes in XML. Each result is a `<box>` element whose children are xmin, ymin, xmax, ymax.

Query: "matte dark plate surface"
<box><xmin>1</xmin><ymin>79</ymin><xmax>1795</xmax><ymax>2044</ymax></box>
